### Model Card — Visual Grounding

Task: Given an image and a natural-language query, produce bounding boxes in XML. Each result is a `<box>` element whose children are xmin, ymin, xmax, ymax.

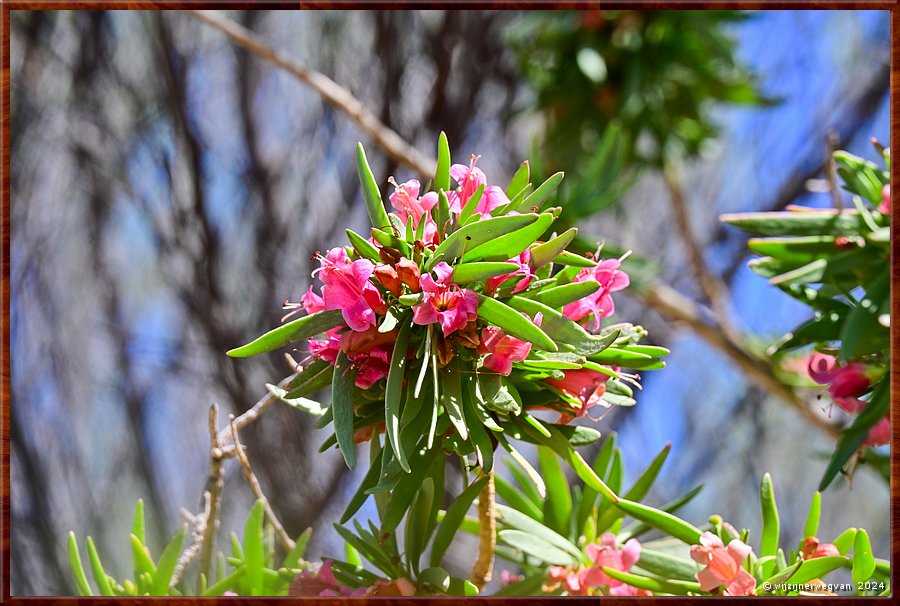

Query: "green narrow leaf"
<box><xmin>494</xmin><ymin>475</ymin><xmax>542</xmax><ymax>521</ymax></box>
<box><xmin>385</xmin><ymin>319</ymin><xmax>412</xmax><ymax>472</ymax></box>
<box><xmin>463</xmin><ymin>394</ymin><xmax>493</xmax><ymax>471</ymax></box>
<box><xmin>227</xmin><ymin>309</ymin><xmax>345</xmax><ymax>358</ymax></box>
<box><xmin>435</xmin><ymin>132</ymin><xmax>451</xmax><ymax>193</ymax></box>
<box><xmin>405</xmin><ymin>477</ymin><xmax>434</xmax><ymax>575</ymax></box>
<box><xmin>382</xmin><ymin>447</ymin><xmax>441</xmax><ymax>534</ymax></box>
<box><xmin>458</xmin><ymin>184</ymin><xmax>485</xmax><ymax>225</ymax></box>
<box><xmin>507</xmin><ymin>296</ymin><xmax>617</xmax><ymax>355</ymax></box>
<box><xmin>152</xmin><ymin>526</ymin><xmax>188</xmax><ymax>595</ymax></box>
<box><xmin>462</xmin><ymin>212</ymin><xmax>555</xmax><ymax>262</ymax></box>
<box><xmin>498</xmin><ymin>530</ymin><xmax>579</xmax><ymax>566</ymax></box>
<box><xmin>426</xmin><ymin>213</ymin><xmax>537</xmax><ymax>270</ymax></box>
<box><xmin>340</xmin><ymin>457</ymin><xmax>384</xmax><ymax>524</ymax></box>
<box><xmin>346</xmin><ymin>229</ymin><xmax>381</xmax><ymax>261</ymax></box>
<box><xmin>614</xmin><ymin>499</ymin><xmax>702</xmax><ymax>544</ymax></box>
<box><xmin>430</xmin><ymin>476</ymin><xmax>490</xmax><ymax>567</ymax></box>
<box><xmin>597</xmin><ymin>442</ymin><xmax>670</xmax><ymax>532</ymax></box>
<box><xmin>721</xmin><ymin>209</ymin><xmax>868</xmax><ymax>236</ymax></box>
<box><xmin>244</xmin><ymin>501</ymin><xmax>265</xmax><ymax>596</ymax></box>
<box><xmin>599</xmin><ymin>567</ymin><xmax>701</xmax><ymax>595</ymax></box>
<box><xmin>282</xmin><ymin>528</ymin><xmax>312</xmax><ymax>569</ymax></box>
<box><xmin>852</xmin><ymin>529</ymin><xmax>876</xmax><ymax>587</ymax></box>
<box><xmin>132</xmin><ymin>499</ymin><xmax>146</xmax><ymax>545</ymax></box>
<box><xmin>530</xmin><ymin>228</ymin><xmax>577</xmax><ymax>268</ymax></box>
<box><xmin>130</xmin><ymin>534</ymin><xmax>157</xmax><ymax>577</ymax></box>
<box><xmin>85</xmin><ymin>537</ymin><xmax>113</xmax><ymax>596</ymax></box>
<box><xmin>332</xmin><ymin>351</ymin><xmax>358</xmax><ymax>469</ymax></box>
<box><xmin>505</xmin><ymin>161</ymin><xmax>530</xmax><ymax>198</ymax></box>
<box><xmin>803</xmin><ymin>492</ymin><xmax>821</xmax><ymax>539</ymax></box>
<box><xmin>518</xmin><ymin>171</ymin><xmax>564</xmax><ymax>212</ymax></box>
<box><xmin>452</xmin><ymin>261</ymin><xmax>519</xmax><ymax>284</ymax></box>
<box><xmin>495</xmin><ymin>505</ymin><xmax>583</xmax><ymax>562</ymax></box>
<box><xmin>759</xmin><ymin>473</ymin><xmax>780</xmax><ymax>578</ymax></box>
<box><xmin>785</xmin><ymin>556</ymin><xmax>849</xmax><ymax>586</ymax></box>
<box><xmin>523</xmin><ymin>281</ymin><xmax>601</xmax><ymax>308</ymax></box>
<box><xmin>68</xmin><ymin>533</ymin><xmax>93</xmax><ymax>596</ymax></box>
<box><xmin>442</xmin><ymin>367</ymin><xmax>468</xmax><ymax>440</ymax></box>
<box><xmin>356</xmin><ymin>143</ymin><xmax>391</xmax><ymax>230</ymax></box>
<box><xmin>833</xmin><ymin>528</ymin><xmax>857</xmax><ymax>554</ymax></box>
<box><xmin>476</xmin><ymin>294</ymin><xmax>557</xmax><ymax>351</ymax></box>
<box><xmin>201</xmin><ymin>565</ymin><xmax>246</xmax><ymax>596</ymax></box>
<box><xmin>636</xmin><ymin>548</ymin><xmax>699</xmax><ymax>582</ymax></box>
<box><xmin>575</xmin><ymin>435</ymin><xmax>616</xmax><ymax>531</ymax></box>
<box><xmin>538</xmin><ymin>446</ymin><xmax>572</xmax><ymax>536</ymax></box>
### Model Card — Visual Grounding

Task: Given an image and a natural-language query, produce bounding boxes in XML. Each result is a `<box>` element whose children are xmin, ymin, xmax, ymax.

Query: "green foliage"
<box><xmin>67</xmin><ymin>500</ymin><xmax>312</xmax><ymax>596</ymax></box>
<box><xmin>722</xmin><ymin>144</ymin><xmax>890</xmax><ymax>489</ymax></box>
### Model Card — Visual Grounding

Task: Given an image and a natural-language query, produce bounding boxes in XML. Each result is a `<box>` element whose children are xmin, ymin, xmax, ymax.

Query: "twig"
<box><xmin>825</xmin><ymin>130</ymin><xmax>843</xmax><ymax>210</ymax></box>
<box><xmin>185</xmin><ymin>9</ymin><xmax>436</xmax><ymax>177</ymax></box>
<box><xmin>662</xmin><ymin>167</ymin><xmax>738</xmax><ymax>342</ymax></box>
<box><xmin>229</xmin><ymin>414</ymin><xmax>296</xmax><ymax>552</ymax></box>
<box><xmin>197</xmin><ymin>404</ymin><xmax>226</xmax><ymax>592</ymax></box>
<box><xmin>215</xmin><ymin>372</ymin><xmax>297</xmax><ymax>446</ymax></box>
<box><xmin>470</xmin><ymin>470</ymin><xmax>495</xmax><ymax>591</ymax></box>
<box><xmin>641</xmin><ymin>281</ymin><xmax>840</xmax><ymax>440</ymax></box>
<box><xmin>172</xmin><ymin>493</ymin><xmax>210</xmax><ymax>588</ymax></box>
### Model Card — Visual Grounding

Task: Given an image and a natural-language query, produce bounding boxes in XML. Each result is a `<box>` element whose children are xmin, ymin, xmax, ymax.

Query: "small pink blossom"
<box><xmin>389</xmin><ymin>178</ymin><xmax>439</xmax><ymax>243</ymax></box>
<box><xmin>865</xmin><ymin>415</ymin><xmax>890</xmax><ymax>446</ymax></box>
<box><xmin>315</xmin><ymin>247</ymin><xmax>385</xmax><ymax>332</ymax></box>
<box><xmin>480</xmin><ymin>326</ymin><xmax>532</xmax><ymax>375</ymax></box>
<box><xmin>807</xmin><ymin>353</ymin><xmax>870</xmax><ymax>397</ymax></box>
<box><xmin>412</xmin><ymin>262</ymin><xmax>478</xmax><ymax>336</ymax></box>
<box><xmin>307</xmin><ymin>327</ymin><xmax>342</xmax><ymax>364</ymax></box>
<box><xmin>499</xmin><ymin>570</ymin><xmax>524</xmax><ymax>586</ymax></box>
<box><xmin>447</xmin><ymin>156</ymin><xmax>510</xmax><ymax>218</ymax></box>
<box><xmin>486</xmin><ymin>249</ymin><xmax>535</xmax><ymax>295</ymax></box>
<box><xmin>545</xmin><ymin>368</ymin><xmax>611</xmax><ymax>423</ymax></box>
<box><xmin>562</xmin><ymin>259</ymin><xmax>630</xmax><ymax>331</ymax></box>
<box><xmin>690</xmin><ymin>532</ymin><xmax>756</xmax><ymax>596</ymax></box>
<box><xmin>879</xmin><ymin>184</ymin><xmax>890</xmax><ymax>214</ymax></box>
<box><xmin>801</xmin><ymin>537</ymin><xmax>840</xmax><ymax>560</ymax></box>
<box><xmin>546</xmin><ymin>534</ymin><xmax>649</xmax><ymax>596</ymax></box>
<box><xmin>290</xmin><ymin>561</ymin><xmax>366</xmax><ymax>597</ymax></box>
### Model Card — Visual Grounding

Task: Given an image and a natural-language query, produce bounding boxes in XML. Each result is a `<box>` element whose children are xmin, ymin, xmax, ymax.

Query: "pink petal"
<box><xmin>726</xmin><ymin>539</ymin><xmax>752</xmax><ymax>565</ymax></box>
<box><xmin>696</xmin><ymin>567</ymin><xmax>724</xmax><ymax>592</ymax></box>
<box><xmin>621</xmin><ymin>538</ymin><xmax>641</xmax><ymax>570</ymax></box>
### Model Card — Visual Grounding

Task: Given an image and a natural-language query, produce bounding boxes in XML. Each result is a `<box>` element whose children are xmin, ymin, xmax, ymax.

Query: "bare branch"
<box><xmin>185</xmin><ymin>9</ymin><xmax>437</xmax><ymax>177</ymax></box>
<box><xmin>663</xmin><ymin>167</ymin><xmax>737</xmax><ymax>342</ymax></box>
<box><xmin>172</xmin><ymin>493</ymin><xmax>210</xmax><ymax>588</ymax></box>
<box><xmin>470</xmin><ymin>471</ymin><xmax>495</xmax><ymax>591</ymax></box>
<box><xmin>826</xmin><ymin>130</ymin><xmax>843</xmax><ymax>210</ymax></box>
<box><xmin>641</xmin><ymin>281</ymin><xmax>840</xmax><ymax>440</ymax></box>
<box><xmin>197</xmin><ymin>404</ymin><xmax>226</xmax><ymax>591</ymax></box>
<box><xmin>229</xmin><ymin>414</ymin><xmax>296</xmax><ymax>552</ymax></box>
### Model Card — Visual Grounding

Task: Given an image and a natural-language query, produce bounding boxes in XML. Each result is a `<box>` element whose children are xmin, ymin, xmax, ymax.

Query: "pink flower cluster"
<box><xmin>279</xmin><ymin>151</ymin><xmax>634</xmax><ymax>428</ymax></box>
<box><xmin>290</xmin><ymin>561</ymin><xmax>415</xmax><ymax>597</ymax></box>
<box><xmin>807</xmin><ymin>353</ymin><xmax>887</xmax><ymax>446</ymax></box>
<box><xmin>546</xmin><ymin>533</ymin><xmax>650</xmax><ymax>596</ymax></box>
<box><xmin>690</xmin><ymin>532</ymin><xmax>756</xmax><ymax>597</ymax></box>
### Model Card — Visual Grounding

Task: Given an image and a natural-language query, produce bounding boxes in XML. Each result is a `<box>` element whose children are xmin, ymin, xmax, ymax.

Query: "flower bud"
<box><xmin>374</xmin><ymin>264</ymin><xmax>402</xmax><ymax>296</ymax></box>
<box><xmin>396</xmin><ymin>258</ymin><xmax>421</xmax><ymax>292</ymax></box>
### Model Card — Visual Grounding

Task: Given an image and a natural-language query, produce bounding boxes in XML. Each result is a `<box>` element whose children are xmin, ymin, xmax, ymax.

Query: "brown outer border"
<box><xmin>0</xmin><ymin>2</ymin><xmax>895</xmax><ymax>603</ymax></box>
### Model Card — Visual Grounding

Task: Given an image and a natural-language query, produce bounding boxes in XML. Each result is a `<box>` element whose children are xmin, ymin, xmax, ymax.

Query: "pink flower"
<box><xmin>480</xmin><ymin>326</ymin><xmax>532</xmax><ymax>375</ymax></box>
<box><xmin>833</xmin><ymin>396</ymin><xmax>865</xmax><ymax>414</ymax></box>
<box><xmin>865</xmin><ymin>415</ymin><xmax>890</xmax><ymax>446</ymax></box>
<box><xmin>290</xmin><ymin>561</ymin><xmax>366</xmax><ymax>597</ymax></box>
<box><xmin>879</xmin><ymin>184</ymin><xmax>890</xmax><ymax>214</ymax></box>
<box><xmin>412</xmin><ymin>262</ymin><xmax>478</xmax><ymax>336</ymax></box>
<box><xmin>582</xmin><ymin>533</ymin><xmax>647</xmax><ymax>596</ymax></box>
<box><xmin>486</xmin><ymin>249</ymin><xmax>535</xmax><ymax>295</ymax></box>
<box><xmin>447</xmin><ymin>156</ymin><xmax>510</xmax><ymax>218</ymax></box>
<box><xmin>801</xmin><ymin>537</ymin><xmax>840</xmax><ymax>560</ymax></box>
<box><xmin>562</xmin><ymin>259</ymin><xmax>630</xmax><ymax>331</ymax></box>
<box><xmin>281</xmin><ymin>286</ymin><xmax>326</xmax><ymax>322</ymax></box>
<box><xmin>499</xmin><ymin>570</ymin><xmax>524</xmax><ymax>586</ymax></box>
<box><xmin>690</xmin><ymin>532</ymin><xmax>756</xmax><ymax>596</ymax></box>
<box><xmin>546</xmin><ymin>534</ymin><xmax>650</xmax><ymax>596</ymax></box>
<box><xmin>315</xmin><ymin>247</ymin><xmax>385</xmax><ymax>332</ymax></box>
<box><xmin>308</xmin><ymin>327</ymin><xmax>342</xmax><ymax>364</ymax></box>
<box><xmin>807</xmin><ymin>353</ymin><xmax>870</xmax><ymax>397</ymax></box>
<box><xmin>545</xmin><ymin>368</ymin><xmax>611</xmax><ymax>423</ymax></box>
<box><xmin>389</xmin><ymin>178</ymin><xmax>438</xmax><ymax>224</ymax></box>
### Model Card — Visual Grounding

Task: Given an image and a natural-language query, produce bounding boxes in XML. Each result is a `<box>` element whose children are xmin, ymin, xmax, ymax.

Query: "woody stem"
<box><xmin>470</xmin><ymin>470</ymin><xmax>496</xmax><ymax>592</ymax></box>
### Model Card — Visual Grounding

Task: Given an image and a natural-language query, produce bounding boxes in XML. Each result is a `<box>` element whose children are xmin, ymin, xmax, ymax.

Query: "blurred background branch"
<box><xmin>10</xmin><ymin>9</ymin><xmax>889</xmax><ymax>594</ymax></box>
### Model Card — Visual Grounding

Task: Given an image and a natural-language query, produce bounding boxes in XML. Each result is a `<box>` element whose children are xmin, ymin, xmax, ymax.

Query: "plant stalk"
<box><xmin>470</xmin><ymin>470</ymin><xmax>496</xmax><ymax>592</ymax></box>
